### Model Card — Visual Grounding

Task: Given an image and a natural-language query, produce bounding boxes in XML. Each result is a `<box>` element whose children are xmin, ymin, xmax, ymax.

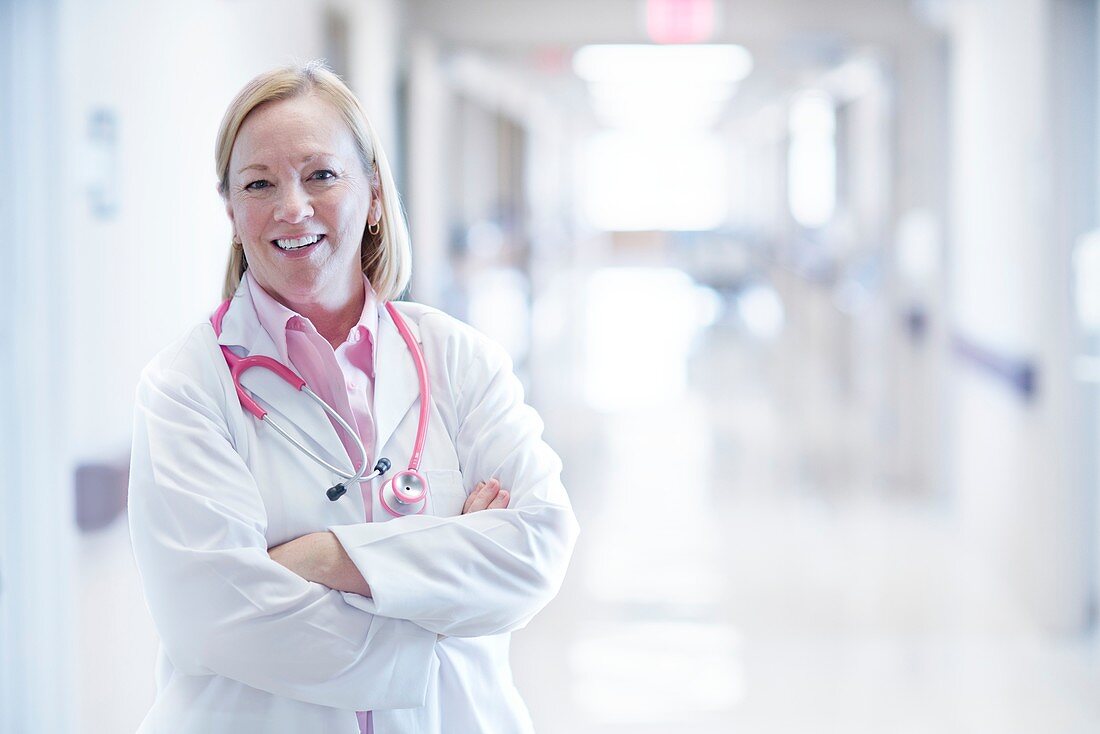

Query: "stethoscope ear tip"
<box><xmin>327</xmin><ymin>484</ymin><xmax>348</xmax><ymax>502</ymax></box>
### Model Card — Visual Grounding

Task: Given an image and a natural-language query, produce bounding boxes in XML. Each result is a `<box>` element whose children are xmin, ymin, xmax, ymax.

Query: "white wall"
<box><xmin>407</xmin><ymin>35</ymin><xmax>450</xmax><ymax>306</ymax></box>
<box><xmin>947</xmin><ymin>0</ymin><xmax>1095</xmax><ymax>633</ymax></box>
<box><xmin>339</xmin><ymin>0</ymin><xmax>402</xmax><ymax>166</ymax></box>
<box><xmin>891</xmin><ymin>35</ymin><xmax>950</xmax><ymax>498</ymax></box>
<box><xmin>2</xmin><ymin>1</ymin><xmax>76</xmax><ymax>731</ymax></box>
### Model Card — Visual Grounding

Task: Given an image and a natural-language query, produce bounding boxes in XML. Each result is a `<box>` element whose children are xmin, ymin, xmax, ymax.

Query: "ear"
<box><xmin>367</xmin><ymin>167</ymin><xmax>385</xmax><ymax>220</ymax></box>
<box><xmin>223</xmin><ymin>197</ymin><xmax>237</xmax><ymax>235</ymax></box>
<box><xmin>368</xmin><ymin>180</ymin><xmax>383</xmax><ymax>225</ymax></box>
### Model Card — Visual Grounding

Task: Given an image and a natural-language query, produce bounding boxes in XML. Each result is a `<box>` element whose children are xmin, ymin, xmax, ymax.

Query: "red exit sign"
<box><xmin>646</xmin><ymin>0</ymin><xmax>715</xmax><ymax>44</ymax></box>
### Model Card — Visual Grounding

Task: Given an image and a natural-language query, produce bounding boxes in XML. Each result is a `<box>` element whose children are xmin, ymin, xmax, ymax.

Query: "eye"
<box><xmin>309</xmin><ymin>169</ymin><xmax>337</xmax><ymax>181</ymax></box>
<box><xmin>244</xmin><ymin>179</ymin><xmax>270</xmax><ymax>191</ymax></box>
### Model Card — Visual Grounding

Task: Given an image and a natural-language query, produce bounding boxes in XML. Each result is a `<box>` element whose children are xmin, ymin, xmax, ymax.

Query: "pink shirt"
<box><xmin>246</xmin><ymin>272</ymin><xmax>379</xmax><ymax>733</ymax></box>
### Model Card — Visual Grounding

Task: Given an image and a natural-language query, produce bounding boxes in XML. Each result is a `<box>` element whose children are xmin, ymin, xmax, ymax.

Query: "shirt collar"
<box><xmin>245</xmin><ymin>270</ymin><xmax>380</xmax><ymax>363</ymax></box>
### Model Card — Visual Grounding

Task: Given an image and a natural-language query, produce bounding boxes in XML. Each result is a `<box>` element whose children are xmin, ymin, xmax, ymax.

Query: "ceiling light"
<box><xmin>572</xmin><ymin>44</ymin><xmax>753</xmax><ymax>86</ymax></box>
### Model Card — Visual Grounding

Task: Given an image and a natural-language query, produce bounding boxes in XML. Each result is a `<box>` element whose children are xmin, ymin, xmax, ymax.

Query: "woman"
<box><xmin>128</xmin><ymin>61</ymin><xmax>578</xmax><ymax>733</ymax></box>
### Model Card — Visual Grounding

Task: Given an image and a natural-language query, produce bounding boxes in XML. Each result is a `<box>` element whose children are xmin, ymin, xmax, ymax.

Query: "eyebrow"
<box><xmin>236</xmin><ymin>153</ymin><xmax>337</xmax><ymax>175</ymax></box>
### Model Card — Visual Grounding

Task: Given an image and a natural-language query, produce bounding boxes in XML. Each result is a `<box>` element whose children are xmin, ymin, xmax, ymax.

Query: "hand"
<box><xmin>269</xmin><ymin>531</ymin><xmax>371</xmax><ymax>597</ymax></box>
<box><xmin>462</xmin><ymin>478</ymin><xmax>509</xmax><ymax>514</ymax></box>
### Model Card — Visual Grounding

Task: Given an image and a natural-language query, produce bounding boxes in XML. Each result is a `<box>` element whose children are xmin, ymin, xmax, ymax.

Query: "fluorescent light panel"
<box><xmin>572</xmin><ymin>44</ymin><xmax>753</xmax><ymax>86</ymax></box>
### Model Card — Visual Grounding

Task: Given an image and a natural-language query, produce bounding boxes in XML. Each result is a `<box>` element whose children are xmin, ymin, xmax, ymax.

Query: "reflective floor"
<box><xmin>78</xmin><ymin>265</ymin><xmax>1100</xmax><ymax>733</ymax></box>
<box><xmin>512</xmin><ymin>266</ymin><xmax>1100</xmax><ymax>733</ymax></box>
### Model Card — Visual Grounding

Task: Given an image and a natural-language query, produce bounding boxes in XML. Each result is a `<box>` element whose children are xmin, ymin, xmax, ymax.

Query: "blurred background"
<box><xmin>3</xmin><ymin>0</ymin><xmax>1100</xmax><ymax>731</ymax></box>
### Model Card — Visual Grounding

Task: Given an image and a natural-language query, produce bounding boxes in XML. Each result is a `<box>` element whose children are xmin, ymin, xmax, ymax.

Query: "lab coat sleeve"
<box><xmin>128</xmin><ymin>357</ymin><xmax>438</xmax><ymax>711</ymax></box>
<box><xmin>329</xmin><ymin>321</ymin><xmax>580</xmax><ymax>637</ymax></box>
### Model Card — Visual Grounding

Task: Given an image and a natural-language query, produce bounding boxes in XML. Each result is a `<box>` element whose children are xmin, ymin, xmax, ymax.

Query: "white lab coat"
<box><xmin>127</xmin><ymin>280</ymin><xmax>579</xmax><ymax>733</ymax></box>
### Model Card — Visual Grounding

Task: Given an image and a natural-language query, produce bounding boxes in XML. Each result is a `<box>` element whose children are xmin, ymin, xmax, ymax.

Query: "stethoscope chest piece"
<box><xmin>380</xmin><ymin>470</ymin><xmax>429</xmax><ymax>516</ymax></box>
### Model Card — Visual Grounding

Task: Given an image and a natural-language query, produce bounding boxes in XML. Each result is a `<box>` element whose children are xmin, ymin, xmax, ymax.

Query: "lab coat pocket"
<box><xmin>424</xmin><ymin>469</ymin><xmax>466</xmax><ymax>517</ymax></box>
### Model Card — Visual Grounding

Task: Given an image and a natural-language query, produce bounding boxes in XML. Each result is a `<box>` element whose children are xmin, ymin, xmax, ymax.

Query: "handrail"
<box><xmin>951</xmin><ymin>333</ymin><xmax>1038</xmax><ymax>400</ymax></box>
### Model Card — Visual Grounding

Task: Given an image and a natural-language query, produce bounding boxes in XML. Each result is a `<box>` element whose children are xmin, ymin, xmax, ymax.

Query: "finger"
<box><xmin>463</xmin><ymin>480</ymin><xmax>493</xmax><ymax>514</ymax></box>
<box><xmin>464</xmin><ymin>479</ymin><xmax>500</xmax><ymax>514</ymax></box>
<box><xmin>472</xmin><ymin>479</ymin><xmax>501</xmax><ymax>512</ymax></box>
<box><xmin>463</xmin><ymin>482</ymin><xmax>486</xmax><ymax>514</ymax></box>
<box><xmin>487</xmin><ymin>489</ymin><xmax>509</xmax><ymax>510</ymax></box>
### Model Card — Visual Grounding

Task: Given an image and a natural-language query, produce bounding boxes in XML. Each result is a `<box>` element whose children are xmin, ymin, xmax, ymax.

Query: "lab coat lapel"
<box><xmin>373</xmin><ymin>303</ymin><xmax>422</xmax><ymax>454</ymax></box>
<box><xmin>216</xmin><ymin>284</ymin><xmax>346</xmax><ymax>465</ymax></box>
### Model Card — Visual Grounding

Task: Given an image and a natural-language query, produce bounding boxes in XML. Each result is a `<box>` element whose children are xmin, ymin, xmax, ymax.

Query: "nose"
<box><xmin>274</xmin><ymin>182</ymin><xmax>313</xmax><ymax>224</ymax></box>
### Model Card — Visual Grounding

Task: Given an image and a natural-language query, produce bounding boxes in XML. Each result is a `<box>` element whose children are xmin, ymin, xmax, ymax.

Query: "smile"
<box><xmin>272</xmin><ymin>234</ymin><xmax>324</xmax><ymax>250</ymax></box>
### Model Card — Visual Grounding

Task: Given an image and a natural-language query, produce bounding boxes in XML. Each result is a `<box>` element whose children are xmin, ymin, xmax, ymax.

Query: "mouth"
<box><xmin>271</xmin><ymin>234</ymin><xmax>325</xmax><ymax>251</ymax></box>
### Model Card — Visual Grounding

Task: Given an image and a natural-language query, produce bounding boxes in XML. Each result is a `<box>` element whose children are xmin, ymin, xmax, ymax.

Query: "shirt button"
<box><xmin>347</xmin><ymin>381</ymin><xmax>357</xmax><ymax>390</ymax></box>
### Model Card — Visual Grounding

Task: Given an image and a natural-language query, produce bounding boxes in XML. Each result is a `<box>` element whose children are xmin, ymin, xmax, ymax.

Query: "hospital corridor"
<box><xmin>4</xmin><ymin>1</ymin><xmax>1100</xmax><ymax>732</ymax></box>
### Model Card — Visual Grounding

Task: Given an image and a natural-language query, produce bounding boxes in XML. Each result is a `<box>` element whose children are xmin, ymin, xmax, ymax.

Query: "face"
<box><xmin>224</xmin><ymin>93</ymin><xmax>381</xmax><ymax>307</ymax></box>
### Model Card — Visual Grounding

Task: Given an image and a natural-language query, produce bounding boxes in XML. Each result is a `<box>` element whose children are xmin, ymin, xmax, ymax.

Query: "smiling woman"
<box><xmin>214</xmin><ymin>63</ymin><xmax>409</xmax><ymax>340</ymax></box>
<box><xmin>126</xmin><ymin>61</ymin><xmax>579</xmax><ymax>734</ymax></box>
<box><xmin>223</xmin><ymin>93</ymin><xmax>376</xmax><ymax>344</ymax></box>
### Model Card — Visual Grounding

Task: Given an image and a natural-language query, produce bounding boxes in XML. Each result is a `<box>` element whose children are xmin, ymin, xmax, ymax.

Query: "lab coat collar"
<box><xmin>373</xmin><ymin>301</ymin><xmax>424</xmax><ymax>454</ymax></box>
<box><xmin>215</xmin><ymin>277</ymin><xmax>346</xmax><ymax>469</ymax></box>
<box><xmin>216</xmin><ymin>277</ymin><xmax>268</xmax><ymax>357</ymax></box>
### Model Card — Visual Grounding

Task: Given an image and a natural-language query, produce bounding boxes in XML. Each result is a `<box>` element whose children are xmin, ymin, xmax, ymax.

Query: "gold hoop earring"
<box><xmin>368</xmin><ymin>221</ymin><xmax>381</xmax><ymax>236</ymax></box>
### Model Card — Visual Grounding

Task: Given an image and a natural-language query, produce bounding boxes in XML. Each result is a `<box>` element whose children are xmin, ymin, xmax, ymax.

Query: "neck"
<box><xmin>280</xmin><ymin>278</ymin><xmax>366</xmax><ymax>349</ymax></box>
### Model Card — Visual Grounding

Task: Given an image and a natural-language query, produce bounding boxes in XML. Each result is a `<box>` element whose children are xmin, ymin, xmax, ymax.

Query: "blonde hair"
<box><xmin>216</xmin><ymin>60</ymin><xmax>411</xmax><ymax>302</ymax></box>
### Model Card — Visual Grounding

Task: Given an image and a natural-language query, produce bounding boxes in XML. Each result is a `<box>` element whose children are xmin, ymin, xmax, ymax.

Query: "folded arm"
<box><xmin>269</xmin><ymin>479</ymin><xmax>510</xmax><ymax>595</ymax></box>
<box><xmin>327</xmin><ymin>328</ymin><xmax>580</xmax><ymax>638</ymax></box>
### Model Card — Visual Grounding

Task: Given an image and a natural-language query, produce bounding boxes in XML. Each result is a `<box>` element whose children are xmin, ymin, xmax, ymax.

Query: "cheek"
<box><xmin>319</xmin><ymin>186</ymin><xmax>368</xmax><ymax>226</ymax></box>
<box><xmin>334</xmin><ymin>198</ymin><xmax>369</xmax><ymax>236</ymax></box>
<box><xmin>232</xmin><ymin>201</ymin><xmax>270</xmax><ymax>239</ymax></box>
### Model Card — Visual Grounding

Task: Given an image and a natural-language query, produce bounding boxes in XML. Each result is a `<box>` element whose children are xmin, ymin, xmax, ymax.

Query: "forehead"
<box><xmin>230</xmin><ymin>93</ymin><xmax>358</xmax><ymax>168</ymax></box>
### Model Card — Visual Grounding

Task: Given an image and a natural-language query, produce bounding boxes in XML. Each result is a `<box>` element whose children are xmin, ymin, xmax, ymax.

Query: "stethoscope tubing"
<box><xmin>211</xmin><ymin>297</ymin><xmax>431</xmax><ymax>504</ymax></box>
<box><xmin>263</xmin><ymin>385</ymin><xmax>370</xmax><ymax>483</ymax></box>
<box><xmin>384</xmin><ymin>301</ymin><xmax>430</xmax><ymax>472</ymax></box>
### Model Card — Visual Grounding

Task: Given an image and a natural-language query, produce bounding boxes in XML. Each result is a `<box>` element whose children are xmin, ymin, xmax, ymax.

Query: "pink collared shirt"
<box><xmin>246</xmin><ymin>271</ymin><xmax>380</xmax><ymax>733</ymax></box>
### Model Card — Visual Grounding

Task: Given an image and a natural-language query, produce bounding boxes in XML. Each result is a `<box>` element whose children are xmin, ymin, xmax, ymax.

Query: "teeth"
<box><xmin>275</xmin><ymin>234</ymin><xmax>321</xmax><ymax>250</ymax></box>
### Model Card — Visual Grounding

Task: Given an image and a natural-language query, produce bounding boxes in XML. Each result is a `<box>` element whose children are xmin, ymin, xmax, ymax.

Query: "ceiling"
<box><xmin>404</xmin><ymin>0</ymin><xmax>946</xmax><ymax>121</ymax></box>
<box><xmin>406</xmin><ymin>0</ymin><xmax>942</xmax><ymax>53</ymax></box>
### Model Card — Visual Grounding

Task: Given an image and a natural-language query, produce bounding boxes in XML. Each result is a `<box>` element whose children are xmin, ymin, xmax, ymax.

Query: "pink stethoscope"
<box><xmin>211</xmin><ymin>298</ymin><xmax>431</xmax><ymax>516</ymax></box>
